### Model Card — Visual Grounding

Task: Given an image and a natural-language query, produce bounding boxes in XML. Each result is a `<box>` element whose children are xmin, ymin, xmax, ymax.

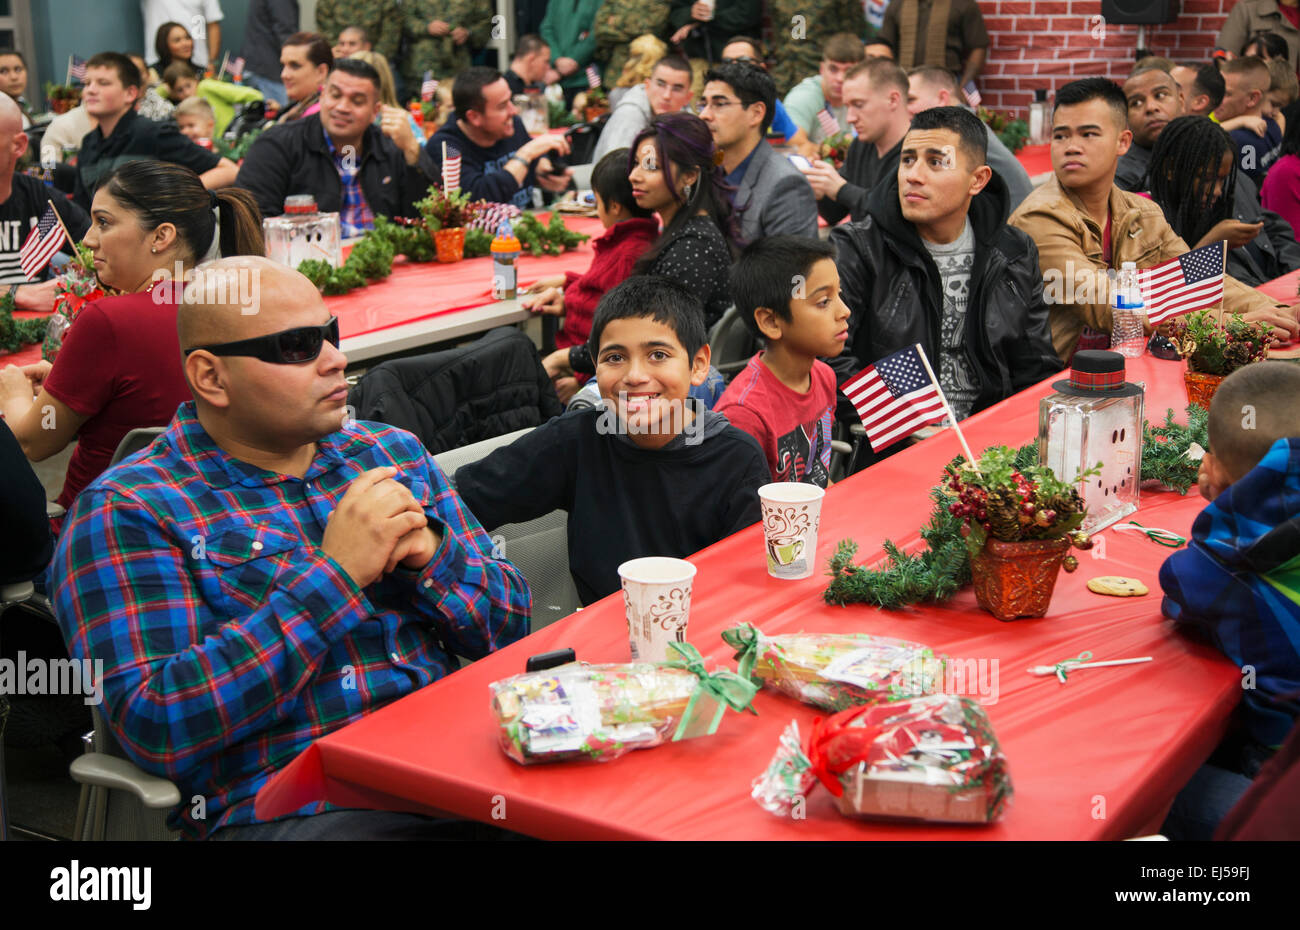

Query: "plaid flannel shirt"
<box><xmin>324</xmin><ymin>125</ymin><xmax>376</xmax><ymax>237</ymax></box>
<box><xmin>50</xmin><ymin>403</ymin><xmax>531</xmax><ymax>839</ymax></box>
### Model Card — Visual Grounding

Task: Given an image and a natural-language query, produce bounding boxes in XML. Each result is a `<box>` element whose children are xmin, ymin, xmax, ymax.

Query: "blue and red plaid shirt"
<box><xmin>50</xmin><ymin>403</ymin><xmax>531</xmax><ymax>839</ymax></box>
<box><xmin>324</xmin><ymin>125</ymin><xmax>376</xmax><ymax>237</ymax></box>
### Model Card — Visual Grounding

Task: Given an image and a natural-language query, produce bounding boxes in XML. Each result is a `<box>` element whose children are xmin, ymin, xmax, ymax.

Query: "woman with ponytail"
<box><xmin>627</xmin><ymin>112</ymin><xmax>742</xmax><ymax>329</ymax></box>
<box><xmin>0</xmin><ymin>159</ymin><xmax>265</xmax><ymax>515</ymax></box>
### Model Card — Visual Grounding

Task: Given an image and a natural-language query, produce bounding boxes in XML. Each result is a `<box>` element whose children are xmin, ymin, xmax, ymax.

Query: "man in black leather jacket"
<box><xmin>828</xmin><ymin>106</ymin><xmax>1062</xmax><ymax>463</ymax></box>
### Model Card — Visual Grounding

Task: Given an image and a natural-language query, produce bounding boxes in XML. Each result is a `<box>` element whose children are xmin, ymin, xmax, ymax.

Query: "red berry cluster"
<box><xmin>947</xmin><ymin>473</ymin><xmax>991</xmax><ymax>531</ymax></box>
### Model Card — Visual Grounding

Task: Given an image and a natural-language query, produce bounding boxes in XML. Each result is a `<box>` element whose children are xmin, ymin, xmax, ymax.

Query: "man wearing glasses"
<box><xmin>699</xmin><ymin>61</ymin><xmax>818</xmax><ymax>241</ymax></box>
<box><xmin>592</xmin><ymin>54</ymin><xmax>694</xmax><ymax>162</ymax></box>
<box><xmin>50</xmin><ymin>257</ymin><xmax>531</xmax><ymax>840</ymax></box>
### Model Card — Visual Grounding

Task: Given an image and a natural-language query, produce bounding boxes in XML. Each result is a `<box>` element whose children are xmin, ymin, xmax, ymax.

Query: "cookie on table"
<box><xmin>1086</xmin><ymin>576</ymin><xmax>1149</xmax><ymax>597</ymax></box>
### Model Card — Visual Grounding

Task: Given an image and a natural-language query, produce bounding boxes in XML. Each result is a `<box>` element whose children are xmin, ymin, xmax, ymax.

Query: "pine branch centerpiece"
<box><xmin>824</xmin><ymin>444</ymin><xmax>1095</xmax><ymax>620</ymax></box>
<box><xmin>1169</xmin><ymin>309</ymin><xmax>1271</xmax><ymax>409</ymax></box>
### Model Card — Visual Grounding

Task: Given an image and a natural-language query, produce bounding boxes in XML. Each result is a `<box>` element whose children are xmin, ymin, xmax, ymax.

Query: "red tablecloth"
<box><xmin>1015</xmin><ymin>143</ymin><xmax>1052</xmax><ymax>177</ymax></box>
<box><xmin>328</xmin><ymin>214</ymin><xmax>603</xmax><ymax>338</ymax></box>
<box><xmin>256</xmin><ymin>354</ymin><xmax>1241</xmax><ymax>840</ymax></box>
<box><xmin>0</xmin><ymin>214</ymin><xmax>604</xmax><ymax>369</ymax></box>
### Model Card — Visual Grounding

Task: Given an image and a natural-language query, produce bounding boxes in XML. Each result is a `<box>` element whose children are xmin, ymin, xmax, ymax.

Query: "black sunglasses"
<box><xmin>185</xmin><ymin>317</ymin><xmax>340</xmax><ymax>364</ymax></box>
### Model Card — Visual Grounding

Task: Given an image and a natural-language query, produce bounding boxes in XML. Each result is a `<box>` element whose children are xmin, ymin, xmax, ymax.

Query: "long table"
<box><xmin>255</xmin><ymin>354</ymin><xmax>1242</xmax><ymax>840</ymax></box>
<box><xmin>0</xmin><ymin>214</ymin><xmax>605</xmax><ymax>370</ymax></box>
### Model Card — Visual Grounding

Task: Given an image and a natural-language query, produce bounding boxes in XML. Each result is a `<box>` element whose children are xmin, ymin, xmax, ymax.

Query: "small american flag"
<box><xmin>20</xmin><ymin>204</ymin><xmax>68</xmax><ymax>280</ymax></box>
<box><xmin>586</xmin><ymin>64</ymin><xmax>601</xmax><ymax>89</ymax></box>
<box><xmin>421</xmin><ymin>71</ymin><xmax>438</xmax><ymax>103</ymax></box>
<box><xmin>842</xmin><ymin>344</ymin><xmax>946</xmax><ymax>451</ymax></box>
<box><xmin>1137</xmin><ymin>242</ymin><xmax>1226</xmax><ymax>324</ymax></box>
<box><xmin>817</xmin><ymin>107</ymin><xmax>839</xmax><ymax>138</ymax></box>
<box><xmin>69</xmin><ymin>55</ymin><xmax>88</xmax><ymax>83</ymax></box>
<box><xmin>963</xmin><ymin>81</ymin><xmax>981</xmax><ymax>108</ymax></box>
<box><xmin>227</xmin><ymin>56</ymin><xmax>245</xmax><ymax>80</ymax></box>
<box><xmin>442</xmin><ymin>146</ymin><xmax>462</xmax><ymax>192</ymax></box>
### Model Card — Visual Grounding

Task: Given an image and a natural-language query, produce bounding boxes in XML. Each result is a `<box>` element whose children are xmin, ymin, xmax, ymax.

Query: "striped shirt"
<box><xmin>50</xmin><ymin>403</ymin><xmax>531</xmax><ymax>838</ymax></box>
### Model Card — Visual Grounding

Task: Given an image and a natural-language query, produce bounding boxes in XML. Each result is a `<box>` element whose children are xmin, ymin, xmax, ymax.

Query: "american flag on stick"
<box><xmin>442</xmin><ymin>144</ymin><xmax>462</xmax><ymax>192</ymax></box>
<box><xmin>842</xmin><ymin>344</ymin><xmax>955</xmax><ymax>453</ymax></box>
<box><xmin>20</xmin><ymin>204</ymin><xmax>69</xmax><ymax>280</ymax></box>
<box><xmin>68</xmin><ymin>55</ymin><xmax>88</xmax><ymax>84</ymax></box>
<box><xmin>585</xmin><ymin>64</ymin><xmax>601</xmax><ymax>89</ymax></box>
<box><xmin>817</xmin><ymin>107</ymin><xmax>839</xmax><ymax>138</ymax></box>
<box><xmin>962</xmin><ymin>81</ymin><xmax>982</xmax><ymax>108</ymax></box>
<box><xmin>1137</xmin><ymin>242</ymin><xmax>1226</xmax><ymax>324</ymax></box>
<box><xmin>421</xmin><ymin>71</ymin><xmax>438</xmax><ymax>103</ymax></box>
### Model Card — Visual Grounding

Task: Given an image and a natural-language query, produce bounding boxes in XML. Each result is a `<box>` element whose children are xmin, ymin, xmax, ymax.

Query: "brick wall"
<box><xmin>978</xmin><ymin>0</ymin><xmax>1235</xmax><ymax>119</ymax></box>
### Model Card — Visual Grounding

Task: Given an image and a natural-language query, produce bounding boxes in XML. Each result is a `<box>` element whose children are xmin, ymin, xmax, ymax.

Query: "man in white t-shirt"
<box><xmin>142</xmin><ymin>0</ymin><xmax>224</xmax><ymax>69</ymax></box>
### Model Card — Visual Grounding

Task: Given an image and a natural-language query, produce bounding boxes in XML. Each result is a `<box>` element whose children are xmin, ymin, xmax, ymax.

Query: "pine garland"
<box><xmin>0</xmin><ymin>290</ymin><xmax>48</xmax><ymax>354</ymax></box>
<box><xmin>823</xmin><ymin>441</ymin><xmax>1039</xmax><ymax>610</ymax></box>
<box><xmin>1141</xmin><ymin>405</ymin><xmax>1209</xmax><ymax>494</ymax></box>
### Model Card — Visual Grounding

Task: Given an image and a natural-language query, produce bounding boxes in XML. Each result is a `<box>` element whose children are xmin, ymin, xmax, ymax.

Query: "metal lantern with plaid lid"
<box><xmin>1037</xmin><ymin>350</ymin><xmax>1145</xmax><ymax>533</ymax></box>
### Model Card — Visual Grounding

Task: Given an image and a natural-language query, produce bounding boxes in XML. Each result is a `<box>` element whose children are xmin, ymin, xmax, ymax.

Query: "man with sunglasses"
<box><xmin>50</xmin><ymin>257</ymin><xmax>531</xmax><ymax>841</ymax></box>
<box><xmin>699</xmin><ymin>61</ymin><xmax>817</xmax><ymax>241</ymax></box>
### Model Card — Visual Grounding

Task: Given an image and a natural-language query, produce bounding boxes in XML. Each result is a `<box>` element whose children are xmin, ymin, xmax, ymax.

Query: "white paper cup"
<box><xmin>758</xmin><ymin>483</ymin><xmax>826</xmax><ymax>580</ymax></box>
<box><xmin>617</xmin><ymin>557</ymin><xmax>697</xmax><ymax>662</ymax></box>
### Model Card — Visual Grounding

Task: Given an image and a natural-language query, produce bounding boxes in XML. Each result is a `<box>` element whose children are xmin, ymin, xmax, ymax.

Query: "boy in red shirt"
<box><xmin>525</xmin><ymin>148</ymin><xmax>659</xmax><ymax>402</ymax></box>
<box><xmin>714</xmin><ymin>236</ymin><xmax>851</xmax><ymax>486</ymax></box>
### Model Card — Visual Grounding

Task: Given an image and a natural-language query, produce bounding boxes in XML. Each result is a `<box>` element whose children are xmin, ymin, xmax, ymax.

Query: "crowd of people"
<box><xmin>0</xmin><ymin>0</ymin><xmax>1298</xmax><ymax>842</ymax></box>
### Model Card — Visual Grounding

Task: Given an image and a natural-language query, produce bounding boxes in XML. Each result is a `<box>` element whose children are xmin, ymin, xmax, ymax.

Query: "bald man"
<box><xmin>50</xmin><ymin>258</ymin><xmax>531</xmax><ymax>840</ymax></box>
<box><xmin>0</xmin><ymin>93</ymin><xmax>90</xmax><ymax>307</ymax></box>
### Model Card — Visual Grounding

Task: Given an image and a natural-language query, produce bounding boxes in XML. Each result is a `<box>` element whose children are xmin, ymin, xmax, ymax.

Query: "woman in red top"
<box><xmin>524</xmin><ymin>148</ymin><xmax>659</xmax><ymax>402</ymax></box>
<box><xmin>0</xmin><ymin>160</ymin><xmax>265</xmax><ymax>513</ymax></box>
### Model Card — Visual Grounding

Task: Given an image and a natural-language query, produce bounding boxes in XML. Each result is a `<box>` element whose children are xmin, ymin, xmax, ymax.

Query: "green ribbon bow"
<box><xmin>1054</xmin><ymin>651</ymin><xmax>1094</xmax><ymax>683</ymax></box>
<box><xmin>720</xmin><ymin>623</ymin><xmax>763</xmax><ymax>683</ymax></box>
<box><xmin>664</xmin><ymin>641</ymin><xmax>759</xmax><ymax>741</ymax></box>
<box><xmin>1117</xmin><ymin>520</ymin><xmax>1186</xmax><ymax>548</ymax></box>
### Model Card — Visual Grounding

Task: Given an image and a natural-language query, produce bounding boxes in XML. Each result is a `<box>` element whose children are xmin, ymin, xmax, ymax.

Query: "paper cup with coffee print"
<box><xmin>758</xmin><ymin>483</ymin><xmax>825</xmax><ymax>580</ymax></box>
<box><xmin>618</xmin><ymin>557</ymin><xmax>697</xmax><ymax>662</ymax></box>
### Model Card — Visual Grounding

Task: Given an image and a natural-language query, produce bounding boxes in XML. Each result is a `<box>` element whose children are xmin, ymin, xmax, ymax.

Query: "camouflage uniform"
<box><xmin>767</xmin><ymin>0</ymin><xmax>865</xmax><ymax>96</ymax></box>
<box><xmin>403</xmin><ymin>0</ymin><xmax>494</xmax><ymax>86</ymax></box>
<box><xmin>316</xmin><ymin>0</ymin><xmax>404</xmax><ymax>60</ymax></box>
<box><xmin>593</xmin><ymin>0</ymin><xmax>671</xmax><ymax>86</ymax></box>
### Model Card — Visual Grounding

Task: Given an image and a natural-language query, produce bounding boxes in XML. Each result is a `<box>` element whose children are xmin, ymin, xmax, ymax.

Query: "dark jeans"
<box><xmin>1161</xmin><ymin>764</ymin><xmax>1254</xmax><ymax>841</ymax></box>
<box><xmin>210</xmin><ymin>809</ymin><xmax>531</xmax><ymax>841</ymax></box>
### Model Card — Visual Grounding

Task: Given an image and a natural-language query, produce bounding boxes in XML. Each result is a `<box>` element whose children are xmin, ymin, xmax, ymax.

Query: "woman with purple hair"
<box><xmin>627</xmin><ymin>112</ymin><xmax>742</xmax><ymax>329</ymax></box>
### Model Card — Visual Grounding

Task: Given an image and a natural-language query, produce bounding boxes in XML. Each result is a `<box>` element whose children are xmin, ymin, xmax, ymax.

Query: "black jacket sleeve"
<box><xmin>453</xmin><ymin>414</ymin><xmax>579</xmax><ymax>531</ymax></box>
<box><xmin>1003</xmin><ymin>236</ymin><xmax>1065</xmax><ymax>392</ymax></box>
<box><xmin>825</xmin><ymin>222</ymin><xmax>876</xmax><ymax>385</ymax></box>
<box><xmin>718</xmin><ymin>430</ymin><xmax>768</xmax><ymax>537</ymax></box>
<box><xmin>234</xmin><ymin>127</ymin><xmax>293</xmax><ymax>218</ymax></box>
<box><xmin>1262</xmin><ymin>206</ymin><xmax>1300</xmax><ymax>273</ymax></box>
<box><xmin>0</xmin><ymin>419</ymin><xmax>53</xmax><ymax>585</ymax></box>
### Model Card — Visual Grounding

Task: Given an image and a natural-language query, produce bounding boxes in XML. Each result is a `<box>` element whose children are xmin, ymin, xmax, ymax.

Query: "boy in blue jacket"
<box><xmin>1159</xmin><ymin>360</ymin><xmax>1300</xmax><ymax>838</ymax></box>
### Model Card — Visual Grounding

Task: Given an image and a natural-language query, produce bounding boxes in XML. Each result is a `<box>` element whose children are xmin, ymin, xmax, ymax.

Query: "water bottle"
<box><xmin>1110</xmin><ymin>262</ymin><xmax>1146</xmax><ymax>358</ymax></box>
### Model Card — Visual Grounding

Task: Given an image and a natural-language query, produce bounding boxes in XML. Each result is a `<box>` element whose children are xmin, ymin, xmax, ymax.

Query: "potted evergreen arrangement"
<box><xmin>945</xmin><ymin>447</ymin><xmax>1094</xmax><ymax>621</ymax></box>
<box><xmin>417</xmin><ymin>185</ymin><xmax>471</xmax><ymax>263</ymax></box>
<box><xmin>44</xmin><ymin>81</ymin><xmax>81</xmax><ymax>115</ymax></box>
<box><xmin>1168</xmin><ymin>309</ymin><xmax>1271</xmax><ymax>409</ymax></box>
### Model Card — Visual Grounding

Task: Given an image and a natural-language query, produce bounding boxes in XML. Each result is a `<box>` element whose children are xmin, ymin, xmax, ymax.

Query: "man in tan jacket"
<box><xmin>1010</xmin><ymin>77</ymin><xmax>1299</xmax><ymax>360</ymax></box>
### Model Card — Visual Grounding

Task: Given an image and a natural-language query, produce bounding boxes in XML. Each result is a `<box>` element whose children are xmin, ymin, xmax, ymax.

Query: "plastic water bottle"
<box><xmin>1110</xmin><ymin>261</ymin><xmax>1146</xmax><ymax>358</ymax></box>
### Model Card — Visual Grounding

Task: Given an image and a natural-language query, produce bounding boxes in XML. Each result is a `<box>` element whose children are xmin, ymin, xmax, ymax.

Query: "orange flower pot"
<box><xmin>970</xmin><ymin>536</ymin><xmax>1071</xmax><ymax>621</ymax></box>
<box><xmin>434</xmin><ymin>227</ymin><xmax>465</xmax><ymax>263</ymax></box>
<box><xmin>1184</xmin><ymin>369</ymin><xmax>1225</xmax><ymax>410</ymax></box>
<box><xmin>584</xmin><ymin>104</ymin><xmax>608</xmax><ymax>122</ymax></box>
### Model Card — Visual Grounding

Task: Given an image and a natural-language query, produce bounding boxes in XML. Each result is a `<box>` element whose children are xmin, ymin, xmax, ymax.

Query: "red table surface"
<box><xmin>1015</xmin><ymin>143</ymin><xmax>1052</xmax><ymax>178</ymax></box>
<box><xmin>0</xmin><ymin>213</ymin><xmax>605</xmax><ymax>369</ymax></box>
<box><xmin>256</xmin><ymin>354</ymin><xmax>1242</xmax><ymax>840</ymax></box>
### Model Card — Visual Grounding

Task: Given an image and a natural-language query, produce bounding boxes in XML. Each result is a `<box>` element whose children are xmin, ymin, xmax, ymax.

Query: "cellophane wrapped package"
<box><xmin>491</xmin><ymin>645</ymin><xmax>757</xmax><ymax>765</ymax></box>
<box><xmin>753</xmin><ymin>694</ymin><xmax>1012</xmax><ymax>824</ymax></box>
<box><xmin>722</xmin><ymin>623</ymin><xmax>946</xmax><ymax>712</ymax></box>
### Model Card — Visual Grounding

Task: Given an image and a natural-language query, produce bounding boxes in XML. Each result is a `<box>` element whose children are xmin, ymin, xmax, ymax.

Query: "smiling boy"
<box><xmin>715</xmin><ymin>236</ymin><xmax>849</xmax><ymax>486</ymax></box>
<box><xmin>456</xmin><ymin>276</ymin><xmax>769</xmax><ymax>604</ymax></box>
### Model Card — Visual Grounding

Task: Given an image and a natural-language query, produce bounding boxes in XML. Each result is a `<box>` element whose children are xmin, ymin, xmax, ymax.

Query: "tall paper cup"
<box><xmin>618</xmin><ymin>557</ymin><xmax>697</xmax><ymax>662</ymax></box>
<box><xmin>758</xmin><ymin>483</ymin><xmax>825</xmax><ymax>579</ymax></box>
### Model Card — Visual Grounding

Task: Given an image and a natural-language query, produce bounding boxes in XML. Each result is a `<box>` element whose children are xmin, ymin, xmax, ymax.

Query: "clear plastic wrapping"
<box><xmin>722</xmin><ymin>624</ymin><xmax>946</xmax><ymax>712</ymax></box>
<box><xmin>491</xmin><ymin>648</ymin><xmax>757</xmax><ymax>765</ymax></box>
<box><xmin>753</xmin><ymin>695</ymin><xmax>1012</xmax><ymax>824</ymax></box>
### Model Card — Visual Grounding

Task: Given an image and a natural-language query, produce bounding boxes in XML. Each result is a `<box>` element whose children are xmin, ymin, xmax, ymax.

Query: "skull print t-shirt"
<box><xmin>922</xmin><ymin>218</ymin><xmax>980</xmax><ymax>421</ymax></box>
